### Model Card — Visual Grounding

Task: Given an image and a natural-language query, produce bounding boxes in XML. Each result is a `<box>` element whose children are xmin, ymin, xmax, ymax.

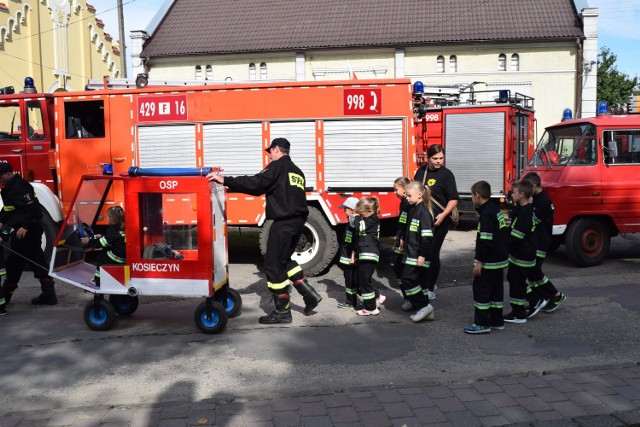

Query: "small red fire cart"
<box><xmin>49</xmin><ymin>167</ymin><xmax>241</xmax><ymax>334</ymax></box>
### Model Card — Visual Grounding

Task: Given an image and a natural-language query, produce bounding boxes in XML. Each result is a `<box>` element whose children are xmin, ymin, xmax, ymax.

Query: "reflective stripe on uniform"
<box><xmin>508</xmin><ymin>255</ymin><xmax>535</xmax><ymax>268</ymax></box>
<box><xmin>287</xmin><ymin>265</ymin><xmax>302</xmax><ymax>278</ymax></box>
<box><xmin>358</xmin><ymin>253</ymin><xmax>379</xmax><ymax>262</ymax></box>
<box><xmin>107</xmin><ymin>251</ymin><xmax>125</xmax><ymax>264</ymax></box>
<box><xmin>268</xmin><ymin>279</ymin><xmax>290</xmax><ymax>290</ymax></box>
<box><xmin>479</xmin><ymin>232</ymin><xmax>493</xmax><ymax>240</ymax></box>
<box><xmin>510</xmin><ymin>298</ymin><xmax>526</xmax><ymax>306</ymax></box>
<box><xmin>361</xmin><ymin>291</ymin><xmax>376</xmax><ymax>301</ymax></box>
<box><xmin>404</xmin><ymin>286</ymin><xmax>422</xmax><ymax>297</ymax></box>
<box><xmin>474</xmin><ymin>301</ymin><xmax>491</xmax><ymax>310</ymax></box>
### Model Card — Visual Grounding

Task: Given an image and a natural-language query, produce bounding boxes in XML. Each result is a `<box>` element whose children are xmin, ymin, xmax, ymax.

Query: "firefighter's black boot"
<box><xmin>31</xmin><ymin>277</ymin><xmax>57</xmax><ymax>306</ymax></box>
<box><xmin>293</xmin><ymin>278</ymin><xmax>322</xmax><ymax>315</ymax></box>
<box><xmin>2</xmin><ymin>281</ymin><xmax>17</xmax><ymax>306</ymax></box>
<box><xmin>259</xmin><ymin>293</ymin><xmax>292</xmax><ymax>324</ymax></box>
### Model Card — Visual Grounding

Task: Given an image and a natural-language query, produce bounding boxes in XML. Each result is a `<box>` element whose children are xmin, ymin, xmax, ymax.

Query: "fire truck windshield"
<box><xmin>529</xmin><ymin>123</ymin><xmax>597</xmax><ymax>166</ymax></box>
<box><xmin>0</xmin><ymin>104</ymin><xmax>21</xmax><ymax>141</ymax></box>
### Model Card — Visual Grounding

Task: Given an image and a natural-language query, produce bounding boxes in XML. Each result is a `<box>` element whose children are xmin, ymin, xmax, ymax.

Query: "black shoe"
<box><xmin>503</xmin><ymin>311</ymin><xmax>527</xmax><ymax>324</ymax></box>
<box><xmin>543</xmin><ymin>293</ymin><xmax>566</xmax><ymax>313</ymax></box>
<box><xmin>258</xmin><ymin>310</ymin><xmax>292</xmax><ymax>324</ymax></box>
<box><xmin>31</xmin><ymin>293</ymin><xmax>58</xmax><ymax>306</ymax></box>
<box><xmin>295</xmin><ymin>279</ymin><xmax>322</xmax><ymax>315</ymax></box>
<box><xmin>527</xmin><ymin>299</ymin><xmax>549</xmax><ymax>319</ymax></box>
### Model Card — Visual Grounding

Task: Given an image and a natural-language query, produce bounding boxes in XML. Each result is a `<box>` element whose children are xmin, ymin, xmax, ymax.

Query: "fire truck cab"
<box><xmin>525</xmin><ymin>106</ymin><xmax>640</xmax><ymax>266</ymax></box>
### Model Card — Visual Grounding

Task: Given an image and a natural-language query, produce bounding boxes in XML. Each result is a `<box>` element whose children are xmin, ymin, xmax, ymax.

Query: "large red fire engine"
<box><xmin>0</xmin><ymin>77</ymin><xmax>536</xmax><ymax>274</ymax></box>
<box><xmin>524</xmin><ymin>103</ymin><xmax>640</xmax><ymax>267</ymax></box>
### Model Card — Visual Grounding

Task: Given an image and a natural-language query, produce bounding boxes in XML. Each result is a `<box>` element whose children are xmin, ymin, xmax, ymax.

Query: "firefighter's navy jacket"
<box><xmin>532</xmin><ymin>190</ymin><xmax>554</xmax><ymax>258</ymax></box>
<box><xmin>223</xmin><ymin>155</ymin><xmax>308</xmax><ymax>220</ymax></box>
<box><xmin>87</xmin><ymin>224</ymin><xmax>126</xmax><ymax>264</ymax></box>
<box><xmin>0</xmin><ymin>174</ymin><xmax>42</xmax><ymax>231</ymax></box>
<box><xmin>394</xmin><ymin>198</ymin><xmax>411</xmax><ymax>254</ymax></box>
<box><xmin>474</xmin><ymin>202</ymin><xmax>509</xmax><ymax>269</ymax></box>
<box><xmin>508</xmin><ymin>204</ymin><xmax>538</xmax><ymax>267</ymax></box>
<box><xmin>339</xmin><ymin>215</ymin><xmax>358</xmax><ymax>265</ymax></box>
<box><xmin>354</xmin><ymin>214</ymin><xmax>380</xmax><ymax>262</ymax></box>
<box><xmin>403</xmin><ymin>202</ymin><xmax>434</xmax><ymax>267</ymax></box>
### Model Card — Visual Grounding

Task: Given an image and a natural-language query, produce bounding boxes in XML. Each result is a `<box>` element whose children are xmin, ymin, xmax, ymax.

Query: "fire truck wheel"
<box><xmin>215</xmin><ymin>287</ymin><xmax>242</xmax><ymax>318</ymax></box>
<box><xmin>83</xmin><ymin>299</ymin><xmax>117</xmax><ymax>332</ymax></box>
<box><xmin>109</xmin><ymin>295</ymin><xmax>139</xmax><ymax>316</ymax></box>
<box><xmin>194</xmin><ymin>301</ymin><xmax>228</xmax><ymax>334</ymax></box>
<box><xmin>259</xmin><ymin>206</ymin><xmax>338</xmax><ymax>277</ymax></box>
<box><xmin>41</xmin><ymin>208</ymin><xmax>58</xmax><ymax>264</ymax></box>
<box><xmin>565</xmin><ymin>218</ymin><xmax>610</xmax><ymax>267</ymax></box>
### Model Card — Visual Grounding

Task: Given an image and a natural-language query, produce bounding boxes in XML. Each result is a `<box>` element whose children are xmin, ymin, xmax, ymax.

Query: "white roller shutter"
<box><xmin>138</xmin><ymin>125</ymin><xmax>196</xmax><ymax>168</ymax></box>
<box><xmin>444</xmin><ymin>112</ymin><xmax>505</xmax><ymax>195</ymax></box>
<box><xmin>203</xmin><ymin>123</ymin><xmax>263</xmax><ymax>175</ymax></box>
<box><xmin>270</xmin><ymin>122</ymin><xmax>316</xmax><ymax>189</ymax></box>
<box><xmin>324</xmin><ymin>119</ymin><xmax>403</xmax><ymax>189</ymax></box>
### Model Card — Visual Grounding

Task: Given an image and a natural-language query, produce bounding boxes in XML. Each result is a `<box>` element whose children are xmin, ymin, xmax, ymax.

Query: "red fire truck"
<box><xmin>0</xmin><ymin>77</ymin><xmax>536</xmax><ymax>274</ymax></box>
<box><xmin>524</xmin><ymin>104</ymin><xmax>640</xmax><ymax>267</ymax></box>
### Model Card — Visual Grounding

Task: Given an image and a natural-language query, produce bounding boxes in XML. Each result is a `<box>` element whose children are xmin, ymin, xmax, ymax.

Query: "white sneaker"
<box><xmin>356</xmin><ymin>308</ymin><xmax>380</xmax><ymax>316</ymax></box>
<box><xmin>401</xmin><ymin>300</ymin><xmax>412</xmax><ymax>311</ymax></box>
<box><xmin>427</xmin><ymin>290</ymin><xmax>436</xmax><ymax>300</ymax></box>
<box><xmin>376</xmin><ymin>294</ymin><xmax>387</xmax><ymax>307</ymax></box>
<box><xmin>410</xmin><ymin>304</ymin><xmax>434</xmax><ymax>323</ymax></box>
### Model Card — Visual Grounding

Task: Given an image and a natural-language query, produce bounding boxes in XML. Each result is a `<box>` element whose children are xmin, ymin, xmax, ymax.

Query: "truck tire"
<box><xmin>565</xmin><ymin>218</ymin><xmax>610</xmax><ymax>267</ymax></box>
<box><xmin>259</xmin><ymin>206</ymin><xmax>338</xmax><ymax>277</ymax></box>
<box><xmin>40</xmin><ymin>208</ymin><xmax>59</xmax><ymax>265</ymax></box>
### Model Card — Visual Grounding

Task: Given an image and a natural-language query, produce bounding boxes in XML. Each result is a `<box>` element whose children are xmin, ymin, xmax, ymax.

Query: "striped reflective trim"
<box><xmin>99</xmin><ymin>236</ymin><xmax>109</xmax><ymax>248</ymax></box>
<box><xmin>408</xmin><ymin>218</ymin><xmax>419</xmax><ymax>233</ymax></box>
<box><xmin>510</xmin><ymin>298</ymin><xmax>526</xmax><ymax>306</ymax></box>
<box><xmin>287</xmin><ymin>265</ymin><xmax>302</xmax><ymax>278</ymax></box>
<box><xmin>482</xmin><ymin>260</ymin><xmax>508</xmax><ymax>269</ymax></box>
<box><xmin>393</xmin><ymin>248</ymin><xmax>402</xmax><ymax>254</ymax></box>
<box><xmin>479</xmin><ymin>232</ymin><xmax>493</xmax><ymax>240</ymax></box>
<box><xmin>474</xmin><ymin>301</ymin><xmax>491</xmax><ymax>310</ymax></box>
<box><xmin>95</xmin><ymin>272</ymin><xmax>101</xmax><ymax>278</ymax></box>
<box><xmin>405</xmin><ymin>286</ymin><xmax>423</xmax><ymax>296</ymax></box>
<box><xmin>268</xmin><ymin>279</ymin><xmax>289</xmax><ymax>290</ymax></box>
<box><xmin>359</xmin><ymin>253</ymin><xmax>379</xmax><ymax>262</ymax></box>
<box><xmin>0</xmin><ymin>297</ymin><xmax>5</xmax><ymax>305</ymax></box>
<box><xmin>404</xmin><ymin>257</ymin><xmax>430</xmax><ymax>268</ymax></box>
<box><xmin>536</xmin><ymin>250</ymin><xmax>547</xmax><ymax>258</ymax></box>
<box><xmin>508</xmin><ymin>256</ymin><xmax>535</xmax><ymax>268</ymax></box>
<box><xmin>420</xmin><ymin>229</ymin><xmax>433</xmax><ymax>237</ymax></box>
<box><xmin>344</xmin><ymin>230</ymin><xmax>353</xmax><ymax>243</ymax></box>
<box><xmin>339</xmin><ymin>256</ymin><xmax>351</xmax><ymax>265</ymax></box>
<box><xmin>2</xmin><ymin>205</ymin><xmax>15</xmax><ymax>212</ymax></box>
<box><xmin>490</xmin><ymin>302</ymin><xmax>504</xmax><ymax>309</ymax></box>
<box><xmin>346</xmin><ymin>288</ymin><xmax>357</xmax><ymax>296</ymax></box>
<box><xmin>398</xmin><ymin>211</ymin><xmax>408</xmax><ymax>224</ymax></box>
<box><xmin>510</xmin><ymin>229</ymin><xmax>525</xmax><ymax>239</ymax></box>
<box><xmin>361</xmin><ymin>291</ymin><xmax>376</xmax><ymax>300</ymax></box>
<box><xmin>0</xmin><ymin>268</ymin><xmax>5</xmax><ymax>276</ymax></box>
<box><xmin>107</xmin><ymin>251</ymin><xmax>125</xmax><ymax>264</ymax></box>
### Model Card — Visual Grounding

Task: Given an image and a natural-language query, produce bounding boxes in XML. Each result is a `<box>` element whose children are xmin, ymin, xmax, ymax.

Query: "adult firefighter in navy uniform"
<box><xmin>207</xmin><ymin>138</ymin><xmax>322</xmax><ymax>324</ymax></box>
<box><xmin>0</xmin><ymin>162</ymin><xmax>57</xmax><ymax>312</ymax></box>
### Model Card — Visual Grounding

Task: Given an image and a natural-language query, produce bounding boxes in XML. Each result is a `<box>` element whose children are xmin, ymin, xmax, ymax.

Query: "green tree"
<box><xmin>597</xmin><ymin>47</ymin><xmax>638</xmax><ymax>104</ymax></box>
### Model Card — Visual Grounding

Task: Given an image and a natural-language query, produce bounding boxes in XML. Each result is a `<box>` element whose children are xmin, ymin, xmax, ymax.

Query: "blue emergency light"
<box><xmin>23</xmin><ymin>77</ymin><xmax>36</xmax><ymax>94</ymax></box>
<box><xmin>597</xmin><ymin>101</ymin><xmax>609</xmax><ymax>115</ymax></box>
<box><xmin>413</xmin><ymin>81</ymin><xmax>424</xmax><ymax>95</ymax></box>
<box><xmin>562</xmin><ymin>108</ymin><xmax>573</xmax><ymax>121</ymax></box>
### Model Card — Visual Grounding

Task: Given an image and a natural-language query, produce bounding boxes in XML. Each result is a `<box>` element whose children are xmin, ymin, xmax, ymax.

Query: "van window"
<box><xmin>64</xmin><ymin>100</ymin><xmax>105</xmax><ymax>139</ymax></box>
<box><xmin>603</xmin><ymin>130</ymin><xmax>640</xmax><ymax>165</ymax></box>
<box><xmin>0</xmin><ymin>104</ymin><xmax>21</xmax><ymax>141</ymax></box>
<box><xmin>530</xmin><ymin>124</ymin><xmax>597</xmax><ymax>166</ymax></box>
<box><xmin>26</xmin><ymin>101</ymin><xmax>45</xmax><ymax>140</ymax></box>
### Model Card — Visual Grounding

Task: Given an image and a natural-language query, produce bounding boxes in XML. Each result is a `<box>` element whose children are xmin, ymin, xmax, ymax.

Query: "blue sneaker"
<box><xmin>464</xmin><ymin>324</ymin><xmax>491</xmax><ymax>334</ymax></box>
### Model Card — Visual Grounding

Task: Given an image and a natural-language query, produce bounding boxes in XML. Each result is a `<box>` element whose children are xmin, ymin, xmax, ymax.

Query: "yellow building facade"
<box><xmin>0</xmin><ymin>0</ymin><xmax>120</xmax><ymax>93</ymax></box>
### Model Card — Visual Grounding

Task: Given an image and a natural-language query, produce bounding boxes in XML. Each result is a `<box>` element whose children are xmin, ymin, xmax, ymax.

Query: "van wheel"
<box><xmin>259</xmin><ymin>206</ymin><xmax>338</xmax><ymax>277</ymax></box>
<box><xmin>565</xmin><ymin>218</ymin><xmax>610</xmax><ymax>267</ymax></box>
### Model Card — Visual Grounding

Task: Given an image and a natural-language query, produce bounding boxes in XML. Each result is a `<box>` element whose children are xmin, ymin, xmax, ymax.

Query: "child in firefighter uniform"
<box><xmin>207</xmin><ymin>137</ymin><xmax>322</xmax><ymax>324</ymax></box>
<box><xmin>81</xmin><ymin>206</ymin><xmax>126</xmax><ymax>287</ymax></box>
<box><xmin>337</xmin><ymin>197</ymin><xmax>360</xmax><ymax>310</ymax></box>
<box><xmin>0</xmin><ymin>162</ymin><xmax>57</xmax><ymax>314</ymax></box>
<box><xmin>504</xmin><ymin>179</ymin><xmax>538</xmax><ymax>324</ymax></box>
<box><xmin>353</xmin><ymin>197</ymin><xmax>382</xmax><ymax>316</ymax></box>
<box><xmin>401</xmin><ymin>181</ymin><xmax>435</xmax><ymax>323</ymax></box>
<box><xmin>392</xmin><ymin>177</ymin><xmax>412</xmax><ymax>311</ymax></box>
<box><xmin>464</xmin><ymin>181</ymin><xmax>509</xmax><ymax>334</ymax></box>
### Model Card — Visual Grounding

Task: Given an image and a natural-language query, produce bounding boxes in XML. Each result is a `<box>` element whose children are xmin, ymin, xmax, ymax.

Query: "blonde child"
<box><xmin>393</xmin><ymin>177</ymin><xmax>413</xmax><ymax>311</ymax></box>
<box><xmin>81</xmin><ymin>206</ymin><xmax>126</xmax><ymax>287</ymax></box>
<box><xmin>401</xmin><ymin>181</ymin><xmax>435</xmax><ymax>322</ymax></box>
<box><xmin>353</xmin><ymin>197</ymin><xmax>382</xmax><ymax>316</ymax></box>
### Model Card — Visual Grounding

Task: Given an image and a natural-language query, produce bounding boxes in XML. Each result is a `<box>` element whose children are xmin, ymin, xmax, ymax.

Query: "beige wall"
<box><xmin>0</xmin><ymin>0</ymin><xmax>120</xmax><ymax>93</ymax></box>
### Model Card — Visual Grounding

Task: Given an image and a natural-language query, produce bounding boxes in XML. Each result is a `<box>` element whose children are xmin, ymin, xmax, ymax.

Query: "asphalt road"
<box><xmin>1</xmin><ymin>220</ymin><xmax>639</xmax><ymax>416</ymax></box>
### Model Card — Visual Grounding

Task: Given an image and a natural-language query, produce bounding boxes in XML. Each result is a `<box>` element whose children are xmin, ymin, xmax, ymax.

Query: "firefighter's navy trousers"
<box><xmin>264</xmin><ymin>215</ymin><xmax>307</xmax><ymax>294</ymax></box>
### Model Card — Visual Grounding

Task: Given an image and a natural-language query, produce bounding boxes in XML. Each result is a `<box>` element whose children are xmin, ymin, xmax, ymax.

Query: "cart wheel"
<box><xmin>215</xmin><ymin>287</ymin><xmax>242</xmax><ymax>318</ymax></box>
<box><xmin>194</xmin><ymin>301</ymin><xmax>227</xmax><ymax>334</ymax></box>
<box><xmin>109</xmin><ymin>295</ymin><xmax>139</xmax><ymax>316</ymax></box>
<box><xmin>83</xmin><ymin>298</ymin><xmax>117</xmax><ymax>331</ymax></box>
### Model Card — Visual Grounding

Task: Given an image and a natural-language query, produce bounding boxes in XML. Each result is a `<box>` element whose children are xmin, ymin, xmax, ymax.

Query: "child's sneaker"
<box><xmin>489</xmin><ymin>323</ymin><xmax>505</xmax><ymax>331</ymax></box>
<box><xmin>337</xmin><ymin>302</ymin><xmax>355</xmax><ymax>310</ymax></box>
<box><xmin>376</xmin><ymin>294</ymin><xmax>387</xmax><ymax>307</ymax></box>
<box><xmin>526</xmin><ymin>298</ymin><xmax>548</xmax><ymax>319</ymax></box>
<box><xmin>464</xmin><ymin>324</ymin><xmax>490</xmax><ymax>334</ymax></box>
<box><xmin>503</xmin><ymin>311</ymin><xmax>527</xmax><ymax>324</ymax></box>
<box><xmin>410</xmin><ymin>304</ymin><xmax>434</xmax><ymax>323</ymax></box>
<box><xmin>543</xmin><ymin>293</ymin><xmax>566</xmax><ymax>313</ymax></box>
<box><xmin>356</xmin><ymin>308</ymin><xmax>380</xmax><ymax>316</ymax></box>
<box><xmin>427</xmin><ymin>290</ymin><xmax>437</xmax><ymax>300</ymax></box>
<box><xmin>401</xmin><ymin>300</ymin><xmax>412</xmax><ymax>311</ymax></box>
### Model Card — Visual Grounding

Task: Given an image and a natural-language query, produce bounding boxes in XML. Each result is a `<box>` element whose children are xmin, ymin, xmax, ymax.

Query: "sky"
<box><xmin>90</xmin><ymin>0</ymin><xmax>640</xmax><ymax>80</ymax></box>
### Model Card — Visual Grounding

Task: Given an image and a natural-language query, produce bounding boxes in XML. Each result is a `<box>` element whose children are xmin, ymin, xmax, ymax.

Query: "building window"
<box><xmin>249</xmin><ymin>63</ymin><xmax>256</xmax><ymax>80</ymax></box>
<box><xmin>260</xmin><ymin>62</ymin><xmax>267</xmax><ymax>79</ymax></box>
<box><xmin>195</xmin><ymin>65</ymin><xmax>202</xmax><ymax>80</ymax></box>
<box><xmin>511</xmin><ymin>54</ymin><xmax>519</xmax><ymax>71</ymax></box>
<box><xmin>437</xmin><ymin>55</ymin><xmax>445</xmax><ymax>73</ymax></box>
<box><xmin>205</xmin><ymin>65</ymin><xmax>213</xmax><ymax>80</ymax></box>
<box><xmin>449</xmin><ymin>55</ymin><xmax>457</xmax><ymax>73</ymax></box>
<box><xmin>498</xmin><ymin>54</ymin><xmax>507</xmax><ymax>71</ymax></box>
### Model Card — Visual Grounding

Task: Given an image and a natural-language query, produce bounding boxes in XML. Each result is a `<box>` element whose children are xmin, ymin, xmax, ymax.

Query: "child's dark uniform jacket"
<box><xmin>353</xmin><ymin>214</ymin><xmax>380</xmax><ymax>310</ymax></box>
<box><xmin>507</xmin><ymin>203</ymin><xmax>537</xmax><ymax>316</ymax></box>
<box><xmin>528</xmin><ymin>190</ymin><xmax>558</xmax><ymax>301</ymax></box>
<box><xmin>394</xmin><ymin>198</ymin><xmax>411</xmax><ymax>255</ymax></box>
<box><xmin>339</xmin><ymin>214</ymin><xmax>359</xmax><ymax>305</ymax></box>
<box><xmin>86</xmin><ymin>224</ymin><xmax>126</xmax><ymax>283</ymax></box>
<box><xmin>401</xmin><ymin>203</ymin><xmax>433</xmax><ymax>309</ymax></box>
